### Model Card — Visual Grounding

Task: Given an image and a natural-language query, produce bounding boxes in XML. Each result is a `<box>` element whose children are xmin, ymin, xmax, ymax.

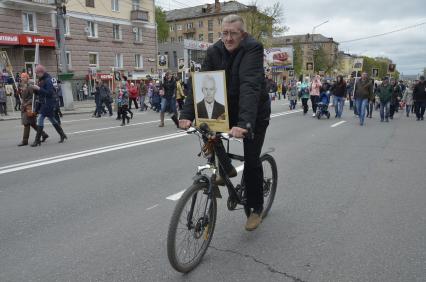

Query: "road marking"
<box><xmin>0</xmin><ymin>132</ymin><xmax>186</xmax><ymax>175</ymax></box>
<box><xmin>271</xmin><ymin>109</ymin><xmax>303</xmax><ymax>118</ymax></box>
<box><xmin>146</xmin><ymin>204</ymin><xmax>159</xmax><ymax>210</ymax></box>
<box><xmin>166</xmin><ymin>190</ymin><xmax>186</xmax><ymax>201</ymax></box>
<box><xmin>331</xmin><ymin>121</ymin><xmax>347</xmax><ymax>128</ymax></box>
<box><xmin>68</xmin><ymin>120</ymin><xmax>165</xmax><ymax>135</ymax></box>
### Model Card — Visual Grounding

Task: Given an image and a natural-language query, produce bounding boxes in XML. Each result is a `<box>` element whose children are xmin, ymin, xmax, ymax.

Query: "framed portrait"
<box><xmin>372</xmin><ymin>68</ymin><xmax>379</xmax><ymax>78</ymax></box>
<box><xmin>192</xmin><ymin>70</ymin><xmax>229</xmax><ymax>132</ymax></box>
<box><xmin>288</xmin><ymin>70</ymin><xmax>294</xmax><ymax>77</ymax></box>
<box><xmin>388</xmin><ymin>64</ymin><xmax>396</xmax><ymax>73</ymax></box>
<box><xmin>306</xmin><ymin>62</ymin><xmax>313</xmax><ymax>71</ymax></box>
<box><xmin>157</xmin><ymin>55</ymin><xmax>168</xmax><ymax>69</ymax></box>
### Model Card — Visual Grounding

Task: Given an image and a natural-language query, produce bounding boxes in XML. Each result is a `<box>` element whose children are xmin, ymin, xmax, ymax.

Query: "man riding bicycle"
<box><xmin>179</xmin><ymin>14</ymin><xmax>271</xmax><ymax>231</ymax></box>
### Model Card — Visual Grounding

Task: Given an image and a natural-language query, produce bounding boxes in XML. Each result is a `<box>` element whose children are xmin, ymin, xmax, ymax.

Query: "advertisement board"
<box><xmin>264</xmin><ymin>47</ymin><xmax>293</xmax><ymax>69</ymax></box>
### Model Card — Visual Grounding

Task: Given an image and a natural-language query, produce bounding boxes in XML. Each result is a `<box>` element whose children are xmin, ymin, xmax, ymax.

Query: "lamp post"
<box><xmin>311</xmin><ymin>20</ymin><xmax>329</xmax><ymax>76</ymax></box>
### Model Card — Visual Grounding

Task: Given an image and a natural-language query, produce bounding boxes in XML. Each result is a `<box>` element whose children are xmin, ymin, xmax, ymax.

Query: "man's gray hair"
<box><xmin>222</xmin><ymin>14</ymin><xmax>246</xmax><ymax>32</ymax></box>
<box><xmin>202</xmin><ymin>74</ymin><xmax>216</xmax><ymax>87</ymax></box>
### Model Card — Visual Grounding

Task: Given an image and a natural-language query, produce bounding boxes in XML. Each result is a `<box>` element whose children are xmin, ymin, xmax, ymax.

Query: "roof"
<box><xmin>272</xmin><ymin>34</ymin><xmax>338</xmax><ymax>45</ymax></box>
<box><xmin>165</xmin><ymin>1</ymin><xmax>252</xmax><ymax>22</ymax></box>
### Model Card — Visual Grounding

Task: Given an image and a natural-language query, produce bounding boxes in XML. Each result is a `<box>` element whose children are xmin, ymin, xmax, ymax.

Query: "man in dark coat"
<box><xmin>413</xmin><ymin>75</ymin><xmax>426</xmax><ymax>120</ymax></box>
<box><xmin>179</xmin><ymin>14</ymin><xmax>271</xmax><ymax>231</ymax></box>
<box><xmin>31</xmin><ymin>64</ymin><xmax>67</xmax><ymax>146</ymax></box>
<box><xmin>196</xmin><ymin>74</ymin><xmax>225</xmax><ymax>119</ymax></box>
<box><xmin>159</xmin><ymin>72</ymin><xmax>178</xmax><ymax>127</ymax></box>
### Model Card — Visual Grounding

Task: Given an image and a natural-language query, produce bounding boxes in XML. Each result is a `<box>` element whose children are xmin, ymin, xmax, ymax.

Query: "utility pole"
<box><xmin>55</xmin><ymin>0</ymin><xmax>74</xmax><ymax>110</ymax></box>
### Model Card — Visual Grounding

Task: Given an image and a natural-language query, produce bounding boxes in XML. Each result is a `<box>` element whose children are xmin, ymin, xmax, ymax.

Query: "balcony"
<box><xmin>183</xmin><ymin>28</ymin><xmax>196</xmax><ymax>34</ymax></box>
<box><xmin>131</xmin><ymin>10</ymin><xmax>149</xmax><ymax>22</ymax></box>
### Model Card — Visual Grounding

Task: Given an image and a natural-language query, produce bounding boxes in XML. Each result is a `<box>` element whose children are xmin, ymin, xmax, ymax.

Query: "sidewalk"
<box><xmin>0</xmin><ymin>100</ymin><xmax>96</xmax><ymax>121</ymax></box>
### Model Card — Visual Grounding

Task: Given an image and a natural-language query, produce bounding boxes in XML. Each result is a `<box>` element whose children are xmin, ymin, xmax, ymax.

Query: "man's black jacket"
<box><xmin>180</xmin><ymin>36</ymin><xmax>270</xmax><ymax>131</ymax></box>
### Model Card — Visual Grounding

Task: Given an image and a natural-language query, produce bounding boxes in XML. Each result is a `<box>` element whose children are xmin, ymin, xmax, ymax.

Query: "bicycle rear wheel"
<box><xmin>167</xmin><ymin>183</ymin><xmax>217</xmax><ymax>273</ymax></box>
<box><xmin>243</xmin><ymin>154</ymin><xmax>278</xmax><ymax>218</ymax></box>
<box><xmin>260</xmin><ymin>154</ymin><xmax>278</xmax><ymax>218</ymax></box>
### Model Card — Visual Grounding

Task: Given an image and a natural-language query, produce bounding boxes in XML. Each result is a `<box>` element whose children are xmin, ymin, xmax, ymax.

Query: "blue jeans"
<box><xmin>380</xmin><ymin>101</ymin><xmax>390</xmax><ymax>120</ymax></box>
<box><xmin>160</xmin><ymin>97</ymin><xmax>176</xmax><ymax>113</ymax></box>
<box><xmin>333</xmin><ymin>96</ymin><xmax>345</xmax><ymax>118</ymax></box>
<box><xmin>37</xmin><ymin>114</ymin><xmax>59</xmax><ymax>127</ymax></box>
<box><xmin>355</xmin><ymin>98</ymin><xmax>368</xmax><ymax>125</ymax></box>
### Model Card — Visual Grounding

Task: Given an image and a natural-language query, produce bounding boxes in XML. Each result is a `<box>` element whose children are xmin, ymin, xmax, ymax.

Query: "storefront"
<box><xmin>0</xmin><ymin>33</ymin><xmax>56</xmax><ymax>79</ymax></box>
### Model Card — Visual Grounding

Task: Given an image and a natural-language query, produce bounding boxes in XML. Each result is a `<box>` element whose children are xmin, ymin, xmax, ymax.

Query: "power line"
<box><xmin>339</xmin><ymin>21</ymin><xmax>426</xmax><ymax>44</ymax></box>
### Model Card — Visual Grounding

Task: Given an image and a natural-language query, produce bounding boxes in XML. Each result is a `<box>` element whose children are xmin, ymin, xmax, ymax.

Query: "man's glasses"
<box><xmin>221</xmin><ymin>31</ymin><xmax>241</xmax><ymax>39</ymax></box>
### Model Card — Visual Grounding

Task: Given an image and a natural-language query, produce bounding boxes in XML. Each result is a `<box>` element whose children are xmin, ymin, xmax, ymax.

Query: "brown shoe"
<box><xmin>214</xmin><ymin>167</ymin><xmax>238</xmax><ymax>186</ymax></box>
<box><xmin>245</xmin><ymin>213</ymin><xmax>262</xmax><ymax>231</ymax></box>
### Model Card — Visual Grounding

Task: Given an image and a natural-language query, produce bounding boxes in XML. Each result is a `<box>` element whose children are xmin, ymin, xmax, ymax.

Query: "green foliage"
<box><xmin>362</xmin><ymin>56</ymin><xmax>399</xmax><ymax>80</ymax></box>
<box><xmin>313</xmin><ymin>46</ymin><xmax>327</xmax><ymax>73</ymax></box>
<box><xmin>243</xmin><ymin>1</ymin><xmax>288</xmax><ymax>47</ymax></box>
<box><xmin>156</xmin><ymin>6</ymin><xmax>169</xmax><ymax>42</ymax></box>
<box><xmin>293</xmin><ymin>40</ymin><xmax>303</xmax><ymax>77</ymax></box>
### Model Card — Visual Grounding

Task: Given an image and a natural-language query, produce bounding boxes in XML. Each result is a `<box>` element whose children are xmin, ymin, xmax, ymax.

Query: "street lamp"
<box><xmin>311</xmin><ymin>20</ymin><xmax>329</xmax><ymax>75</ymax></box>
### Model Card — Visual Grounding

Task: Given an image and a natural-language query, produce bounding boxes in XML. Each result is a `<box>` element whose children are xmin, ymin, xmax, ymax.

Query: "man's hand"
<box><xmin>229</xmin><ymin>126</ymin><xmax>248</xmax><ymax>138</ymax></box>
<box><xmin>179</xmin><ymin>119</ymin><xmax>192</xmax><ymax>130</ymax></box>
<box><xmin>32</xmin><ymin>85</ymin><xmax>40</xmax><ymax>91</ymax></box>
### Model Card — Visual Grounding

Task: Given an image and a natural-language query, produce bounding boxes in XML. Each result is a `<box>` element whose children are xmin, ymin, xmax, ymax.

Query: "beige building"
<box><xmin>272</xmin><ymin>34</ymin><xmax>339</xmax><ymax>80</ymax></box>
<box><xmin>0</xmin><ymin>0</ymin><xmax>157</xmax><ymax>89</ymax></box>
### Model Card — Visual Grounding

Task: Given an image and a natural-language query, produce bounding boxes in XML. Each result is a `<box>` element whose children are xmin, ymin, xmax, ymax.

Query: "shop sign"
<box><xmin>19</xmin><ymin>35</ymin><xmax>56</xmax><ymax>47</ymax></box>
<box><xmin>183</xmin><ymin>39</ymin><xmax>212</xmax><ymax>51</ymax></box>
<box><xmin>0</xmin><ymin>33</ymin><xmax>19</xmax><ymax>45</ymax></box>
<box><xmin>97</xmin><ymin>73</ymin><xmax>113</xmax><ymax>80</ymax></box>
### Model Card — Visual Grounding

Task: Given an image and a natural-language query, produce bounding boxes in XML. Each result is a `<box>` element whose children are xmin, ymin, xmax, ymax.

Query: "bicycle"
<box><xmin>167</xmin><ymin>123</ymin><xmax>278</xmax><ymax>273</ymax></box>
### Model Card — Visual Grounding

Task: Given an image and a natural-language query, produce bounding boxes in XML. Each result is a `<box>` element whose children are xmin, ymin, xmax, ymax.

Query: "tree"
<box><xmin>293</xmin><ymin>40</ymin><xmax>303</xmax><ymax>77</ymax></box>
<box><xmin>156</xmin><ymin>6</ymin><xmax>169</xmax><ymax>43</ymax></box>
<box><xmin>242</xmin><ymin>1</ymin><xmax>288</xmax><ymax>47</ymax></box>
<box><xmin>313</xmin><ymin>46</ymin><xmax>327</xmax><ymax>73</ymax></box>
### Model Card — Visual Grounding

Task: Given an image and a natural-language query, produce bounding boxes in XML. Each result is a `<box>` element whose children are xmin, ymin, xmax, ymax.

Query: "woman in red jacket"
<box><xmin>127</xmin><ymin>82</ymin><xmax>139</xmax><ymax>110</ymax></box>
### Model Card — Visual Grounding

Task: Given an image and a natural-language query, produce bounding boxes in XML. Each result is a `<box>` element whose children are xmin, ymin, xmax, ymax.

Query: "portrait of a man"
<box><xmin>306</xmin><ymin>62</ymin><xmax>313</xmax><ymax>71</ymax></box>
<box><xmin>197</xmin><ymin>74</ymin><xmax>225</xmax><ymax>120</ymax></box>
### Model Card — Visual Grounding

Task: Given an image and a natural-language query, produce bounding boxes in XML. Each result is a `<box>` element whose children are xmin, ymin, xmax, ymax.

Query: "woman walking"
<box><xmin>17</xmin><ymin>73</ymin><xmax>49</xmax><ymax>146</ymax></box>
<box><xmin>310</xmin><ymin>75</ymin><xmax>322</xmax><ymax>117</ymax></box>
<box><xmin>332</xmin><ymin>75</ymin><xmax>346</xmax><ymax>118</ymax></box>
<box><xmin>300</xmin><ymin>78</ymin><xmax>310</xmax><ymax>115</ymax></box>
<box><xmin>402</xmin><ymin>82</ymin><xmax>414</xmax><ymax>117</ymax></box>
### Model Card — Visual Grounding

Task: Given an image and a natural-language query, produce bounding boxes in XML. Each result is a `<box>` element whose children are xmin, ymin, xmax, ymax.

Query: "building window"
<box><xmin>170</xmin><ymin>25</ymin><xmax>174</xmax><ymax>32</ymax></box>
<box><xmin>187</xmin><ymin>22</ymin><xmax>193</xmax><ymax>29</ymax></box>
<box><xmin>170</xmin><ymin>37</ymin><xmax>175</xmax><ymax>43</ymax></box>
<box><xmin>198</xmin><ymin>20</ymin><xmax>203</xmax><ymax>28</ymax></box>
<box><xmin>135</xmin><ymin>54</ymin><xmax>143</xmax><ymax>68</ymax></box>
<box><xmin>66</xmin><ymin>51</ymin><xmax>72</xmax><ymax>68</ymax></box>
<box><xmin>114</xmin><ymin>53</ymin><xmax>123</xmax><ymax>68</ymax></box>
<box><xmin>198</xmin><ymin>33</ymin><xmax>203</xmax><ymax>41</ymax></box>
<box><xmin>111</xmin><ymin>0</ymin><xmax>119</xmax><ymax>11</ymax></box>
<box><xmin>87</xmin><ymin>21</ymin><xmax>98</xmax><ymax>38</ymax></box>
<box><xmin>134</xmin><ymin>27</ymin><xmax>143</xmax><ymax>42</ymax></box>
<box><xmin>218</xmin><ymin>18</ymin><xmax>222</xmax><ymax>25</ymax></box>
<box><xmin>86</xmin><ymin>0</ymin><xmax>95</xmax><ymax>8</ymax></box>
<box><xmin>113</xmin><ymin>24</ymin><xmax>122</xmax><ymax>40</ymax></box>
<box><xmin>178</xmin><ymin>36</ymin><xmax>183</xmax><ymax>42</ymax></box>
<box><xmin>64</xmin><ymin>16</ymin><xmax>70</xmax><ymax>36</ymax></box>
<box><xmin>208</xmin><ymin>32</ymin><xmax>213</xmax><ymax>43</ymax></box>
<box><xmin>22</xmin><ymin>12</ymin><xmax>36</xmax><ymax>33</ymax></box>
<box><xmin>132</xmin><ymin>0</ymin><xmax>139</xmax><ymax>10</ymax></box>
<box><xmin>173</xmin><ymin>51</ymin><xmax>177</xmax><ymax>68</ymax></box>
<box><xmin>176</xmin><ymin>25</ymin><xmax>182</xmax><ymax>31</ymax></box>
<box><xmin>89</xmin><ymin>52</ymin><xmax>99</xmax><ymax>67</ymax></box>
<box><xmin>208</xmin><ymin>20</ymin><xmax>213</xmax><ymax>31</ymax></box>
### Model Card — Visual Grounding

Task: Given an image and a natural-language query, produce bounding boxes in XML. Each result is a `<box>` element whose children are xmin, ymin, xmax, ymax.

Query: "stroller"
<box><xmin>316</xmin><ymin>91</ymin><xmax>331</xmax><ymax>119</ymax></box>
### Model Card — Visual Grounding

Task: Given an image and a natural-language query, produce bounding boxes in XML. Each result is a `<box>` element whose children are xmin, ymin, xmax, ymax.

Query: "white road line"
<box><xmin>331</xmin><ymin>121</ymin><xmax>347</xmax><ymax>128</ymax></box>
<box><xmin>146</xmin><ymin>204</ymin><xmax>159</xmax><ymax>210</ymax></box>
<box><xmin>0</xmin><ymin>132</ymin><xmax>186</xmax><ymax>175</ymax></box>
<box><xmin>166</xmin><ymin>190</ymin><xmax>186</xmax><ymax>201</ymax></box>
<box><xmin>68</xmin><ymin>120</ymin><xmax>164</xmax><ymax>135</ymax></box>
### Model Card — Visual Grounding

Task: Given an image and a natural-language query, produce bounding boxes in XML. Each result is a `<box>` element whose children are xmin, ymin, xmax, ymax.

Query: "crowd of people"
<box><xmin>266</xmin><ymin>73</ymin><xmax>426</xmax><ymax>125</ymax></box>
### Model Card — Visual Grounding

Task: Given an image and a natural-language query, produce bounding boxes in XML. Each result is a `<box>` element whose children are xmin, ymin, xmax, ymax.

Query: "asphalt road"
<box><xmin>0</xmin><ymin>101</ymin><xmax>425</xmax><ymax>282</ymax></box>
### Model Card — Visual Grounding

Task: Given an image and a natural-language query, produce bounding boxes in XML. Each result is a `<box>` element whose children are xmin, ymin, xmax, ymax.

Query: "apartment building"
<box><xmin>0</xmin><ymin>0</ymin><xmax>157</xmax><ymax>81</ymax></box>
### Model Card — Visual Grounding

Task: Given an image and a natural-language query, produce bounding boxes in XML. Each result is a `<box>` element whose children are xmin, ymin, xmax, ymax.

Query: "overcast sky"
<box><xmin>158</xmin><ymin>0</ymin><xmax>426</xmax><ymax>75</ymax></box>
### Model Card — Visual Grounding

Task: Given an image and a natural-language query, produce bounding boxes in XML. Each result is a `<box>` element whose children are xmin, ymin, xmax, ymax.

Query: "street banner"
<box><xmin>388</xmin><ymin>64</ymin><xmax>396</xmax><ymax>73</ymax></box>
<box><xmin>352</xmin><ymin>58</ymin><xmax>363</xmax><ymax>71</ymax></box>
<box><xmin>157</xmin><ymin>55</ymin><xmax>168</xmax><ymax>69</ymax></box>
<box><xmin>264</xmin><ymin>47</ymin><xmax>293</xmax><ymax>69</ymax></box>
<box><xmin>372</xmin><ymin>68</ymin><xmax>379</xmax><ymax>78</ymax></box>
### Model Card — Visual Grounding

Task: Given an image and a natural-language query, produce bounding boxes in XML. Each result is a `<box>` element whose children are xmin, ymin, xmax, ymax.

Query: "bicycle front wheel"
<box><xmin>167</xmin><ymin>183</ymin><xmax>217</xmax><ymax>273</ymax></box>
